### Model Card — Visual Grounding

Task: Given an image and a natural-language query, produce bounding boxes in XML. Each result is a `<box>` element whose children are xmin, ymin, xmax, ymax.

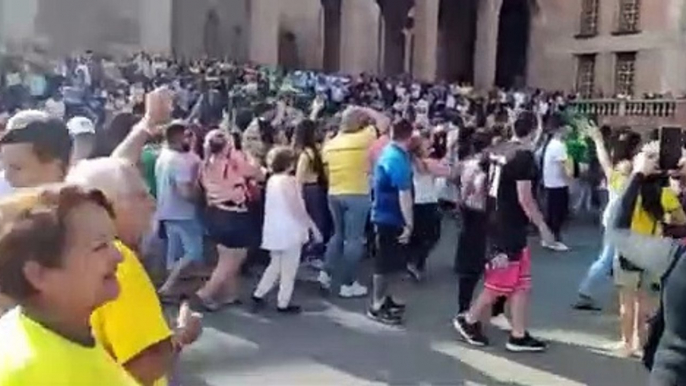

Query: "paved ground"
<box><xmin>176</xmin><ymin>218</ymin><xmax>649</xmax><ymax>386</ymax></box>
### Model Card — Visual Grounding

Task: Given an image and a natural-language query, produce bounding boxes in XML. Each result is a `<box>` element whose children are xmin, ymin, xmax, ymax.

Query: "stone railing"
<box><xmin>569</xmin><ymin>99</ymin><xmax>678</xmax><ymax>118</ymax></box>
<box><xmin>568</xmin><ymin>99</ymin><xmax>686</xmax><ymax>130</ymax></box>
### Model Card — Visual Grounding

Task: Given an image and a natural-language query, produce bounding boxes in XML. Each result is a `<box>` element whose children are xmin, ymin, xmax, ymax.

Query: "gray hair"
<box><xmin>340</xmin><ymin>107</ymin><xmax>366</xmax><ymax>134</ymax></box>
<box><xmin>6</xmin><ymin>110</ymin><xmax>50</xmax><ymax>131</ymax></box>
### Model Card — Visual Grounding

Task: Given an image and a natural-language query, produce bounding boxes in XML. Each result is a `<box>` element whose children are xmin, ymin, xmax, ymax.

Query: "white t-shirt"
<box><xmin>44</xmin><ymin>98</ymin><xmax>66</xmax><ymax>120</ymax></box>
<box><xmin>542</xmin><ymin>137</ymin><xmax>569</xmax><ymax>188</ymax></box>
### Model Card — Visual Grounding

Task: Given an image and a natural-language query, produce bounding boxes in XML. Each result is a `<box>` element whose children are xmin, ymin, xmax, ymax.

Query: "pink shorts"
<box><xmin>484</xmin><ymin>248</ymin><xmax>532</xmax><ymax>295</ymax></box>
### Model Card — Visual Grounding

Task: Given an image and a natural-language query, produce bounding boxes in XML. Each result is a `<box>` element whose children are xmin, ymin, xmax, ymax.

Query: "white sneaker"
<box><xmin>541</xmin><ymin>240</ymin><xmax>570</xmax><ymax>252</ymax></box>
<box><xmin>339</xmin><ymin>282</ymin><xmax>368</xmax><ymax>298</ymax></box>
<box><xmin>317</xmin><ymin>271</ymin><xmax>331</xmax><ymax>290</ymax></box>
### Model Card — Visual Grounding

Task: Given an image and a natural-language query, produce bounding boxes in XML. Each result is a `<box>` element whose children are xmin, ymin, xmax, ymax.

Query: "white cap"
<box><xmin>6</xmin><ymin>110</ymin><xmax>50</xmax><ymax>131</ymax></box>
<box><xmin>67</xmin><ymin>116</ymin><xmax>95</xmax><ymax>136</ymax></box>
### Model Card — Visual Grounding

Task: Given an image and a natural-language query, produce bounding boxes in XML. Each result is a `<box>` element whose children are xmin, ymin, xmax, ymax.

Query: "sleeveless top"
<box><xmin>261</xmin><ymin>174</ymin><xmax>309</xmax><ymax>251</ymax></box>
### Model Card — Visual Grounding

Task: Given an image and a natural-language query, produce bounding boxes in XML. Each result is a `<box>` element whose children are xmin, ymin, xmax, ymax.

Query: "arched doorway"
<box><xmin>321</xmin><ymin>0</ymin><xmax>342</xmax><ymax>72</ymax></box>
<box><xmin>278</xmin><ymin>30</ymin><xmax>299</xmax><ymax>70</ymax></box>
<box><xmin>377</xmin><ymin>0</ymin><xmax>414</xmax><ymax>76</ymax></box>
<box><xmin>495</xmin><ymin>0</ymin><xmax>530</xmax><ymax>88</ymax></box>
<box><xmin>437</xmin><ymin>0</ymin><xmax>477</xmax><ymax>82</ymax></box>
<box><xmin>203</xmin><ymin>9</ymin><xmax>221</xmax><ymax>58</ymax></box>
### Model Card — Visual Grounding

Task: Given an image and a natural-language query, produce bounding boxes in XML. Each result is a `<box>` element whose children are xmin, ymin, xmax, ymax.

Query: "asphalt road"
<box><xmin>176</xmin><ymin>218</ymin><xmax>648</xmax><ymax>386</ymax></box>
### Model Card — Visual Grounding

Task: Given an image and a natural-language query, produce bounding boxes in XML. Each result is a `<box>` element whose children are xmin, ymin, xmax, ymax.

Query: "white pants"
<box><xmin>254</xmin><ymin>246</ymin><xmax>301</xmax><ymax>308</ymax></box>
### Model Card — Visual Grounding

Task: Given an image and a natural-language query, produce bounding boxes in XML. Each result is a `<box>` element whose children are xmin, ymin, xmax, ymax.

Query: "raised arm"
<box><xmin>584</xmin><ymin>120</ymin><xmax>613</xmax><ymax>180</ymax></box>
<box><xmin>112</xmin><ymin>88</ymin><xmax>173</xmax><ymax>165</ymax></box>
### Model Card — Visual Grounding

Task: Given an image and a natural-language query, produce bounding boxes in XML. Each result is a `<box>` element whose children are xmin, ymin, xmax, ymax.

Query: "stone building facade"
<box><xmin>2</xmin><ymin>0</ymin><xmax>686</xmax><ymax>95</ymax></box>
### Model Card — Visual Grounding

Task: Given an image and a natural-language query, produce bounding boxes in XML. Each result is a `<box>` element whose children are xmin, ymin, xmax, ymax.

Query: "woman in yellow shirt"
<box><xmin>0</xmin><ymin>184</ymin><xmax>137</xmax><ymax>386</ymax></box>
<box><xmin>611</xmin><ymin>144</ymin><xmax>686</xmax><ymax>357</ymax></box>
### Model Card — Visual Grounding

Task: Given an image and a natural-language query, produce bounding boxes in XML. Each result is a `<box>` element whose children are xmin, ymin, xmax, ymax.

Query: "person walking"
<box><xmin>319</xmin><ymin>107</ymin><xmax>388</xmax><ymax>298</ymax></box>
<box><xmin>196</xmin><ymin>129</ymin><xmax>265</xmax><ymax>310</ymax></box>
<box><xmin>540</xmin><ymin>115</ymin><xmax>571</xmax><ymax>250</ymax></box>
<box><xmin>453</xmin><ymin>111</ymin><xmax>553</xmax><ymax>352</ymax></box>
<box><xmin>368</xmin><ymin>119</ymin><xmax>414</xmax><ymax>325</ymax></box>
<box><xmin>252</xmin><ymin>147</ymin><xmax>322</xmax><ymax>314</ymax></box>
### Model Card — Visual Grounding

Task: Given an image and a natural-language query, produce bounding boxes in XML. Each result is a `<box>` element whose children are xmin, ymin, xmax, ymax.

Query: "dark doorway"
<box><xmin>203</xmin><ymin>9</ymin><xmax>221</xmax><ymax>58</ymax></box>
<box><xmin>437</xmin><ymin>0</ymin><xmax>477</xmax><ymax>82</ymax></box>
<box><xmin>495</xmin><ymin>0</ymin><xmax>530</xmax><ymax>89</ymax></box>
<box><xmin>377</xmin><ymin>0</ymin><xmax>413</xmax><ymax>76</ymax></box>
<box><xmin>322</xmin><ymin>0</ymin><xmax>342</xmax><ymax>72</ymax></box>
<box><xmin>278</xmin><ymin>31</ymin><xmax>300</xmax><ymax>70</ymax></box>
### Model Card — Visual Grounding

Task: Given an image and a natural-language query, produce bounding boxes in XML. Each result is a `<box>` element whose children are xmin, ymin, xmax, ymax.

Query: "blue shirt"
<box><xmin>155</xmin><ymin>148</ymin><xmax>199</xmax><ymax>221</ymax></box>
<box><xmin>372</xmin><ymin>143</ymin><xmax>413</xmax><ymax>227</ymax></box>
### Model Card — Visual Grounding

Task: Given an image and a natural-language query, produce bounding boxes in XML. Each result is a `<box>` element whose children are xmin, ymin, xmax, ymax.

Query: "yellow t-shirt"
<box><xmin>322</xmin><ymin>126</ymin><xmax>376</xmax><ymax>195</ymax></box>
<box><xmin>91</xmin><ymin>241</ymin><xmax>172</xmax><ymax>386</ymax></box>
<box><xmin>610</xmin><ymin>172</ymin><xmax>682</xmax><ymax>235</ymax></box>
<box><xmin>0</xmin><ymin>308</ymin><xmax>138</xmax><ymax>386</ymax></box>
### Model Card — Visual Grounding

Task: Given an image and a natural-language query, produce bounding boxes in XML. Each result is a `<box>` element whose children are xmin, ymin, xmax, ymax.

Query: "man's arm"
<box><xmin>112</xmin><ymin>88</ymin><xmax>173</xmax><ymax>165</ymax></box>
<box><xmin>123</xmin><ymin>340</ymin><xmax>175</xmax><ymax>386</ymax></box>
<box><xmin>360</xmin><ymin>106</ymin><xmax>391</xmax><ymax>135</ymax></box>
<box><xmin>517</xmin><ymin>180</ymin><xmax>553</xmax><ymax>242</ymax></box>
<box><xmin>399</xmin><ymin>189</ymin><xmax>413</xmax><ymax>231</ymax></box>
<box><xmin>513</xmin><ymin>151</ymin><xmax>554</xmax><ymax>242</ymax></box>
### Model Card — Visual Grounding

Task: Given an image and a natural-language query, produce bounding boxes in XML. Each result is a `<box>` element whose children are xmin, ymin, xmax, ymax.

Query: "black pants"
<box><xmin>455</xmin><ymin>206</ymin><xmax>488</xmax><ymax>313</ymax></box>
<box><xmin>408</xmin><ymin>203</ymin><xmax>441</xmax><ymax>271</ymax></box>
<box><xmin>374</xmin><ymin>224</ymin><xmax>407</xmax><ymax>275</ymax></box>
<box><xmin>544</xmin><ymin>186</ymin><xmax>569</xmax><ymax>241</ymax></box>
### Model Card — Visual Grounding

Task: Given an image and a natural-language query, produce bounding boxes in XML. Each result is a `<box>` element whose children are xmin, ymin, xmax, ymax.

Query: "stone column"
<box><xmin>412</xmin><ymin>0</ymin><xmax>439</xmax><ymax>81</ymax></box>
<box><xmin>473</xmin><ymin>0</ymin><xmax>502</xmax><ymax>89</ymax></box>
<box><xmin>249</xmin><ymin>0</ymin><xmax>280</xmax><ymax>65</ymax></box>
<box><xmin>140</xmin><ymin>0</ymin><xmax>172</xmax><ymax>53</ymax></box>
<box><xmin>339</xmin><ymin>0</ymin><xmax>380</xmax><ymax>74</ymax></box>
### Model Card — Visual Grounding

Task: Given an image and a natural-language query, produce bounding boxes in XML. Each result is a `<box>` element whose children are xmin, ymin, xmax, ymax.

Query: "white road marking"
<box><xmin>432</xmin><ymin>342</ymin><xmax>586</xmax><ymax>386</ymax></box>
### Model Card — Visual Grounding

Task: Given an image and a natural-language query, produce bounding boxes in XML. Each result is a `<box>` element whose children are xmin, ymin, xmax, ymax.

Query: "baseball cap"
<box><xmin>5</xmin><ymin>110</ymin><xmax>50</xmax><ymax>132</ymax></box>
<box><xmin>66</xmin><ymin>116</ymin><xmax>96</xmax><ymax>136</ymax></box>
<box><xmin>0</xmin><ymin>119</ymin><xmax>73</xmax><ymax>165</ymax></box>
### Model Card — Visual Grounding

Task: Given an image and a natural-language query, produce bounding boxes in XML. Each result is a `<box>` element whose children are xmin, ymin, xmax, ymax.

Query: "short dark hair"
<box><xmin>164</xmin><ymin>121</ymin><xmax>187</xmax><ymax>143</ymax></box>
<box><xmin>545</xmin><ymin>112</ymin><xmax>565</xmax><ymax>133</ymax></box>
<box><xmin>266</xmin><ymin>146</ymin><xmax>296</xmax><ymax>174</ymax></box>
<box><xmin>391</xmin><ymin>119</ymin><xmax>414</xmax><ymax>141</ymax></box>
<box><xmin>0</xmin><ymin>184</ymin><xmax>114</xmax><ymax>301</ymax></box>
<box><xmin>0</xmin><ymin>119</ymin><xmax>73</xmax><ymax>170</ymax></box>
<box><xmin>513</xmin><ymin>111</ymin><xmax>537</xmax><ymax>139</ymax></box>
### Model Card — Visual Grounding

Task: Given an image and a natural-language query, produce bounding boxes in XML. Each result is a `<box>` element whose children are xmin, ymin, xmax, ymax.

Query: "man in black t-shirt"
<box><xmin>454</xmin><ymin>111</ymin><xmax>556</xmax><ymax>352</ymax></box>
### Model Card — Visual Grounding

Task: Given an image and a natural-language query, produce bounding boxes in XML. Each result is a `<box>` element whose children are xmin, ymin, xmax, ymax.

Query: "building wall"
<box><xmin>3</xmin><ymin>0</ymin><xmax>686</xmax><ymax>96</ymax></box>
<box><xmin>172</xmin><ymin>0</ymin><xmax>249</xmax><ymax>60</ymax></box>
<box><xmin>1</xmin><ymin>0</ymin><xmax>142</xmax><ymax>54</ymax></box>
<box><xmin>1</xmin><ymin>0</ymin><xmax>40</xmax><ymax>46</ymax></box>
<box><xmin>339</xmin><ymin>0</ymin><xmax>381</xmax><ymax>75</ymax></box>
<box><xmin>529</xmin><ymin>0</ymin><xmax>686</xmax><ymax>95</ymax></box>
<box><xmin>278</xmin><ymin>0</ymin><xmax>323</xmax><ymax>69</ymax></box>
<box><xmin>527</xmin><ymin>0</ymin><xmax>583</xmax><ymax>92</ymax></box>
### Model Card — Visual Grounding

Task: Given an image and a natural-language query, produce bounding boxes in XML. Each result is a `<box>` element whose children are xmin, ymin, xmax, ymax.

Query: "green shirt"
<box><xmin>141</xmin><ymin>144</ymin><xmax>160</xmax><ymax>198</ymax></box>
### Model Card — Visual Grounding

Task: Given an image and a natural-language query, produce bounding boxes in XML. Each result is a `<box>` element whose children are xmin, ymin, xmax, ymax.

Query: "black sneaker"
<box><xmin>506</xmin><ymin>332</ymin><xmax>547</xmax><ymax>352</ymax></box>
<box><xmin>383</xmin><ymin>296</ymin><xmax>406</xmax><ymax>316</ymax></box>
<box><xmin>277</xmin><ymin>305</ymin><xmax>302</xmax><ymax>314</ymax></box>
<box><xmin>572</xmin><ymin>294</ymin><xmax>601</xmax><ymax>311</ymax></box>
<box><xmin>251</xmin><ymin>296</ymin><xmax>266</xmax><ymax>312</ymax></box>
<box><xmin>453</xmin><ymin>315</ymin><xmax>489</xmax><ymax>346</ymax></box>
<box><xmin>367</xmin><ymin>306</ymin><xmax>402</xmax><ymax>325</ymax></box>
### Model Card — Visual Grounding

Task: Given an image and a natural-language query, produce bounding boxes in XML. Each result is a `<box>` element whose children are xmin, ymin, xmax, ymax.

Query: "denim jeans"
<box><xmin>324</xmin><ymin>194</ymin><xmax>370</xmax><ymax>287</ymax></box>
<box><xmin>578</xmin><ymin>240</ymin><xmax>615</xmax><ymax>297</ymax></box>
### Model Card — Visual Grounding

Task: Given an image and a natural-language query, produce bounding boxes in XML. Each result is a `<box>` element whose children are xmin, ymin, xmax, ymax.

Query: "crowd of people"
<box><xmin>0</xmin><ymin>50</ymin><xmax>685</xmax><ymax>385</ymax></box>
